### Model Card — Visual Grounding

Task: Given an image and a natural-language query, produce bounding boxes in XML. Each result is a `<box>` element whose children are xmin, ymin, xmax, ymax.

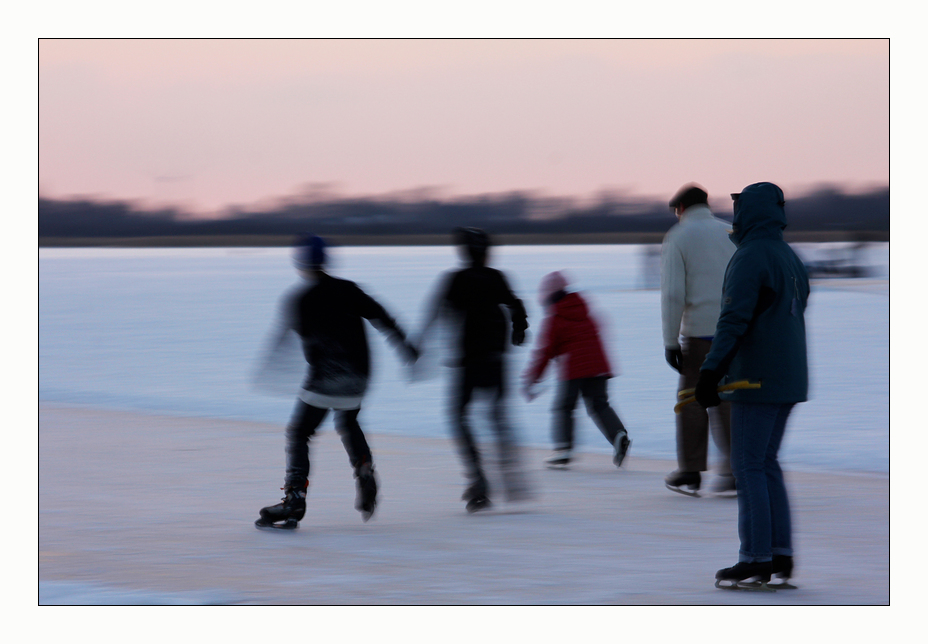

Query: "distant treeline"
<box><xmin>39</xmin><ymin>187</ymin><xmax>889</xmax><ymax>246</ymax></box>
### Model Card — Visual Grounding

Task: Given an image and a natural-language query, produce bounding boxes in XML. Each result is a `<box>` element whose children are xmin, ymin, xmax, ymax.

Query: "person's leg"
<box><xmin>333</xmin><ymin>407</ymin><xmax>371</xmax><ymax>472</ymax></box>
<box><xmin>766</xmin><ymin>403</ymin><xmax>795</xmax><ymax>558</ymax></box>
<box><xmin>677</xmin><ymin>338</ymin><xmax>711</xmax><ymax>473</ymax></box>
<box><xmin>285</xmin><ymin>402</ymin><xmax>329</xmax><ymax>489</ymax></box>
<box><xmin>450</xmin><ymin>368</ymin><xmax>488</xmax><ymax>500</ymax></box>
<box><xmin>335</xmin><ymin>407</ymin><xmax>378</xmax><ymax>520</ymax></box>
<box><xmin>730</xmin><ymin>402</ymin><xmax>781</xmax><ymax>563</ymax></box>
<box><xmin>258</xmin><ymin>401</ymin><xmax>327</xmax><ymax>526</ymax></box>
<box><xmin>710</xmin><ymin>401</ymin><xmax>733</xmax><ymax>477</ymax></box>
<box><xmin>580</xmin><ymin>376</ymin><xmax>626</xmax><ymax>445</ymax></box>
<box><xmin>552</xmin><ymin>379</ymin><xmax>581</xmax><ymax>452</ymax></box>
<box><xmin>485</xmin><ymin>375</ymin><xmax>531</xmax><ymax>502</ymax></box>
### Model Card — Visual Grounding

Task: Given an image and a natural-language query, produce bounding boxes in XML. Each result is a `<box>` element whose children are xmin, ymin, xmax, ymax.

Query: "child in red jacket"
<box><xmin>522</xmin><ymin>271</ymin><xmax>631</xmax><ymax>469</ymax></box>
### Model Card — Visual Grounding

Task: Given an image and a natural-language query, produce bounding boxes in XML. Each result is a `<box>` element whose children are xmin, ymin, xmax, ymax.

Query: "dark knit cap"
<box><xmin>669</xmin><ymin>184</ymin><xmax>709</xmax><ymax>211</ymax></box>
<box><xmin>293</xmin><ymin>234</ymin><xmax>328</xmax><ymax>270</ymax></box>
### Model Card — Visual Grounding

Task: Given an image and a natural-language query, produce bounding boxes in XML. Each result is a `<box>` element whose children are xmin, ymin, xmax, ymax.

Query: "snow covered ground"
<box><xmin>37</xmin><ymin>244</ymin><xmax>890</xmax><ymax>611</ymax></box>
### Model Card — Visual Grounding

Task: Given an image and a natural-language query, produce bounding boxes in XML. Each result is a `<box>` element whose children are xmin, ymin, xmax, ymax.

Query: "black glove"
<box><xmin>511</xmin><ymin>327</ymin><xmax>526</xmax><ymax>347</ymax></box>
<box><xmin>665</xmin><ymin>348</ymin><xmax>683</xmax><ymax>373</ymax></box>
<box><xmin>694</xmin><ymin>369</ymin><xmax>723</xmax><ymax>408</ymax></box>
<box><xmin>403</xmin><ymin>342</ymin><xmax>420</xmax><ymax>365</ymax></box>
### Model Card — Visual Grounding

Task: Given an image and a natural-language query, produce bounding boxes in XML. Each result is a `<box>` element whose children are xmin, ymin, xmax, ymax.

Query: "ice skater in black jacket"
<box><xmin>416</xmin><ymin>227</ymin><xmax>532</xmax><ymax>512</ymax></box>
<box><xmin>255</xmin><ymin>235</ymin><xmax>418</xmax><ymax>529</ymax></box>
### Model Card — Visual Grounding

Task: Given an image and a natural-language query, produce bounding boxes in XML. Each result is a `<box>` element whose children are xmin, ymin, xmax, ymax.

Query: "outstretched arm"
<box><xmin>355</xmin><ymin>285</ymin><xmax>419</xmax><ymax>364</ymax></box>
<box><xmin>498</xmin><ymin>273</ymin><xmax>528</xmax><ymax>346</ymax></box>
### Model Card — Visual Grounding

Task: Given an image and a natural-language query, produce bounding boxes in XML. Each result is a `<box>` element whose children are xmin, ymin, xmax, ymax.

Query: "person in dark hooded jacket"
<box><xmin>694</xmin><ymin>183</ymin><xmax>810</xmax><ymax>589</ymax></box>
<box><xmin>522</xmin><ymin>271</ymin><xmax>631</xmax><ymax>469</ymax></box>
<box><xmin>416</xmin><ymin>227</ymin><xmax>532</xmax><ymax>513</ymax></box>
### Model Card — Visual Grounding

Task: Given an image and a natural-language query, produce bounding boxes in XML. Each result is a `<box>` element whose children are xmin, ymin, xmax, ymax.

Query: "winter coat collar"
<box><xmin>678</xmin><ymin>203</ymin><xmax>715</xmax><ymax>222</ymax></box>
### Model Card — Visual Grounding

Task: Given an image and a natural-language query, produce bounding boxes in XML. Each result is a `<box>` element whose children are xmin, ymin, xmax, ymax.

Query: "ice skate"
<box><xmin>613</xmin><ymin>432</ymin><xmax>631</xmax><ymax>467</ymax></box>
<box><xmin>710</xmin><ymin>474</ymin><xmax>737</xmax><ymax>496</ymax></box>
<box><xmin>465</xmin><ymin>495</ymin><xmax>492</xmax><ymax>513</ymax></box>
<box><xmin>462</xmin><ymin>477</ymin><xmax>491</xmax><ymax>513</ymax></box>
<box><xmin>354</xmin><ymin>462</ymin><xmax>378</xmax><ymax>522</ymax></box>
<box><xmin>255</xmin><ymin>481</ymin><xmax>307</xmax><ymax>530</ymax></box>
<box><xmin>714</xmin><ymin>561</ymin><xmax>775</xmax><ymax>591</ymax></box>
<box><xmin>747</xmin><ymin>555</ymin><xmax>797</xmax><ymax>590</ymax></box>
<box><xmin>544</xmin><ymin>449</ymin><xmax>571</xmax><ymax>469</ymax></box>
<box><xmin>664</xmin><ymin>470</ymin><xmax>701</xmax><ymax>497</ymax></box>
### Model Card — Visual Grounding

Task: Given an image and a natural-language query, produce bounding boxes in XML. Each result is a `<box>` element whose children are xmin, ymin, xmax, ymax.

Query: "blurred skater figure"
<box><xmin>416</xmin><ymin>227</ymin><xmax>531</xmax><ymax>513</ymax></box>
<box><xmin>254</xmin><ymin>234</ymin><xmax>418</xmax><ymax>530</ymax></box>
<box><xmin>695</xmin><ymin>183</ymin><xmax>809</xmax><ymax>589</ymax></box>
<box><xmin>661</xmin><ymin>183</ymin><xmax>736</xmax><ymax>497</ymax></box>
<box><xmin>521</xmin><ymin>271</ymin><xmax>630</xmax><ymax>469</ymax></box>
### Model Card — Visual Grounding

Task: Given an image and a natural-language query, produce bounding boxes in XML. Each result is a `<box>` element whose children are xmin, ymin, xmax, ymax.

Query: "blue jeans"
<box><xmin>730</xmin><ymin>402</ymin><xmax>795</xmax><ymax>563</ymax></box>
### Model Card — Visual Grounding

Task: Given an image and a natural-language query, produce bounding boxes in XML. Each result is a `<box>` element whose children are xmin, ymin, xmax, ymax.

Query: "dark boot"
<box><xmin>462</xmin><ymin>476</ymin><xmax>491</xmax><ymax>513</ymax></box>
<box><xmin>715</xmin><ymin>561</ymin><xmax>772</xmax><ymax>584</ymax></box>
<box><xmin>772</xmin><ymin>555</ymin><xmax>794</xmax><ymax>580</ymax></box>
<box><xmin>256</xmin><ymin>481</ymin><xmax>308</xmax><ymax>529</ymax></box>
<box><xmin>665</xmin><ymin>470</ymin><xmax>701</xmax><ymax>497</ymax></box>
<box><xmin>355</xmin><ymin>462</ymin><xmax>378</xmax><ymax>522</ymax></box>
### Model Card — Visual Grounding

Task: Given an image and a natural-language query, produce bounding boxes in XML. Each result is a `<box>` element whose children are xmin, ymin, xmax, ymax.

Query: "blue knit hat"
<box><xmin>293</xmin><ymin>234</ymin><xmax>328</xmax><ymax>270</ymax></box>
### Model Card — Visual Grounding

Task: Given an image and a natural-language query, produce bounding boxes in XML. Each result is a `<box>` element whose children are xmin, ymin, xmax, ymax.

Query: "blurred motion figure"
<box><xmin>415</xmin><ymin>227</ymin><xmax>531</xmax><ymax>512</ymax></box>
<box><xmin>254</xmin><ymin>234</ymin><xmax>418</xmax><ymax>529</ymax></box>
<box><xmin>521</xmin><ymin>271</ymin><xmax>630</xmax><ymax>469</ymax></box>
<box><xmin>661</xmin><ymin>184</ymin><xmax>736</xmax><ymax>496</ymax></box>
<box><xmin>694</xmin><ymin>183</ymin><xmax>810</xmax><ymax>589</ymax></box>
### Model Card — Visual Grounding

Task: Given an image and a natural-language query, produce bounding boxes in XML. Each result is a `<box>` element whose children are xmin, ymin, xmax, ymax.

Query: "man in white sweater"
<box><xmin>661</xmin><ymin>184</ymin><xmax>736</xmax><ymax>496</ymax></box>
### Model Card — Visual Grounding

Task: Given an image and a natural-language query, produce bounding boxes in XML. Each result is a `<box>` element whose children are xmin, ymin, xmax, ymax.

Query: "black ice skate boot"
<box><xmin>462</xmin><ymin>476</ymin><xmax>491</xmax><ymax>513</ymax></box>
<box><xmin>665</xmin><ymin>470</ymin><xmax>701</xmax><ymax>497</ymax></box>
<box><xmin>355</xmin><ymin>462</ymin><xmax>378</xmax><ymax>522</ymax></box>
<box><xmin>769</xmin><ymin>555</ymin><xmax>797</xmax><ymax>589</ymax></box>
<box><xmin>613</xmin><ymin>431</ymin><xmax>631</xmax><ymax>468</ymax></box>
<box><xmin>255</xmin><ymin>481</ymin><xmax>308</xmax><ymax>530</ymax></box>
<box><xmin>714</xmin><ymin>561</ymin><xmax>773</xmax><ymax>591</ymax></box>
<box><xmin>544</xmin><ymin>449</ymin><xmax>571</xmax><ymax>469</ymax></box>
<box><xmin>709</xmin><ymin>474</ymin><xmax>737</xmax><ymax>496</ymax></box>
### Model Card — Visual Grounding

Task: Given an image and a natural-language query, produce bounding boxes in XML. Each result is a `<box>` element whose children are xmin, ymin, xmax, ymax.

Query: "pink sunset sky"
<box><xmin>39</xmin><ymin>39</ymin><xmax>888</xmax><ymax>215</ymax></box>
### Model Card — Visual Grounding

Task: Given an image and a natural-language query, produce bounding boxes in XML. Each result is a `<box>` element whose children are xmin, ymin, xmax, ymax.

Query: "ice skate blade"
<box><xmin>613</xmin><ymin>438</ymin><xmax>632</xmax><ymax>468</ymax></box>
<box><xmin>465</xmin><ymin>498</ymin><xmax>492</xmax><ymax>513</ymax></box>
<box><xmin>715</xmin><ymin>579</ymin><xmax>777</xmax><ymax>592</ymax></box>
<box><xmin>545</xmin><ymin>461</ymin><xmax>569</xmax><ymax>470</ymax></box>
<box><xmin>743</xmin><ymin>579</ymin><xmax>798</xmax><ymax>590</ymax></box>
<box><xmin>255</xmin><ymin>518</ymin><xmax>299</xmax><ymax>531</ymax></box>
<box><xmin>665</xmin><ymin>483</ymin><xmax>701</xmax><ymax>498</ymax></box>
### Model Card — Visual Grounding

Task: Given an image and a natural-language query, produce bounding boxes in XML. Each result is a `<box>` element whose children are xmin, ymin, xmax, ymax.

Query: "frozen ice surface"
<box><xmin>39</xmin><ymin>406</ymin><xmax>888</xmax><ymax>606</ymax></box>
<box><xmin>39</xmin><ymin>244</ymin><xmax>888</xmax><ymax>473</ymax></box>
<box><xmin>38</xmin><ymin>244</ymin><xmax>889</xmax><ymax>605</ymax></box>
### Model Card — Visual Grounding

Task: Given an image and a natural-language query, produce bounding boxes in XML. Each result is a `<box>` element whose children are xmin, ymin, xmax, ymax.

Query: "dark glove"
<box><xmin>511</xmin><ymin>327</ymin><xmax>526</xmax><ymax>347</ymax></box>
<box><xmin>665</xmin><ymin>348</ymin><xmax>683</xmax><ymax>373</ymax></box>
<box><xmin>403</xmin><ymin>342</ymin><xmax>420</xmax><ymax>365</ymax></box>
<box><xmin>694</xmin><ymin>369</ymin><xmax>723</xmax><ymax>408</ymax></box>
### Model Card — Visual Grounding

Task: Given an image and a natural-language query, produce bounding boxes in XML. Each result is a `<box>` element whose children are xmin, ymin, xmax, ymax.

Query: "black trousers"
<box><xmin>676</xmin><ymin>337</ymin><xmax>731</xmax><ymax>474</ymax></box>
<box><xmin>284</xmin><ymin>401</ymin><xmax>372</xmax><ymax>488</ymax></box>
<box><xmin>552</xmin><ymin>375</ymin><xmax>626</xmax><ymax>451</ymax></box>
<box><xmin>449</xmin><ymin>359</ymin><xmax>525</xmax><ymax>500</ymax></box>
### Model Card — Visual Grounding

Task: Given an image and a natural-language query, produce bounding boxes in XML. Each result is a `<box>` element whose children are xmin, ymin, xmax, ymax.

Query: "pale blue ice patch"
<box><xmin>39</xmin><ymin>244</ymin><xmax>888</xmax><ymax>474</ymax></box>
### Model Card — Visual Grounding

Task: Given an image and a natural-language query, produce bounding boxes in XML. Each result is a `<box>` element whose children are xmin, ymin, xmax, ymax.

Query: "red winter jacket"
<box><xmin>523</xmin><ymin>292</ymin><xmax>613</xmax><ymax>384</ymax></box>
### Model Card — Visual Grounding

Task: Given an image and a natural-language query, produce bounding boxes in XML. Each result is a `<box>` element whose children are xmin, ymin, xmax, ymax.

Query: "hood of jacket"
<box><xmin>554</xmin><ymin>292</ymin><xmax>589</xmax><ymax>321</ymax></box>
<box><xmin>730</xmin><ymin>182</ymin><xmax>787</xmax><ymax>247</ymax></box>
